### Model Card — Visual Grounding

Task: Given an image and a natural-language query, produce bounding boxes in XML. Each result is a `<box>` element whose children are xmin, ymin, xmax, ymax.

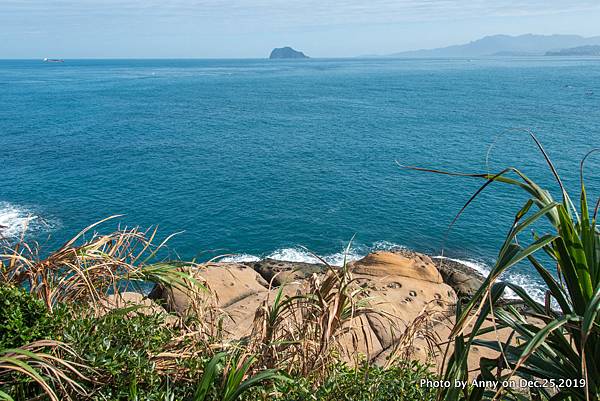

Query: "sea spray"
<box><xmin>0</xmin><ymin>201</ymin><xmax>57</xmax><ymax>240</ymax></box>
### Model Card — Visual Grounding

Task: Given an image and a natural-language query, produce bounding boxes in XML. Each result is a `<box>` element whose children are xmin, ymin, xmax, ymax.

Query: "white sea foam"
<box><xmin>433</xmin><ymin>255</ymin><xmax>548</xmax><ymax>303</ymax></box>
<box><xmin>221</xmin><ymin>247</ymin><xmax>362</xmax><ymax>266</ymax></box>
<box><xmin>222</xmin><ymin>242</ymin><xmax>548</xmax><ymax>304</ymax></box>
<box><xmin>220</xmin><ymin>253</ymin><xmax>261</xmax><ymax>263</ymax></box>
<box><xmin>0</xmin><ymin>202</ymin><xmax>56</xmax><ymax>240</ymax></box>
<box><xmin>433</xmin><ymin>256</ymin><xmax>492</xmax><ymax>277</ymax></box>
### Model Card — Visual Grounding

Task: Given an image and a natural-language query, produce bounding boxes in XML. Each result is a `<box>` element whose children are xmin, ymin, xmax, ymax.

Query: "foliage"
<box><xmin>59</xmin><ymin>307</ymin><xmax>184</xmax><ymax>400</ymax></box>
<box><xmin>406</xmin><ymin>134</ymin><xmax>599</xmax><ymax>401</ymax></box>
<box><xmin>0</xmin><ymin>340</ymin><xmax>89</xmax><ymax>401</ymax></box>
<box><xmin>0</xmin><ymin>218</ymin><xmax>437</xmax><ymax>401</ymax></box>
<box><xmin>0</xmin><ymin>218</ymin><xmax>207</xmax><ymax>401</ymax></box>
<box><xmin>194</xmin><ymin>351</ymin><xmax>285</xmax><ymax>401</ymax></box>
<box><xmin>0</xmin><ymin>291</ymin><xmax>286</xmax><ymax>401</ymax></box>
<box><xmin>242</xmin><ymin>361</ymin><xmax>437</xmax><ymax>401</ymax></box>
<box><xmin>0</xmin><ymin>285</ymin><xmax>55</xmax><ymax>349</ymax></box>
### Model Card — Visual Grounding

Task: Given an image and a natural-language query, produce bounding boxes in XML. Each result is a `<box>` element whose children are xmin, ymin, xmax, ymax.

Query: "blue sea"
<box><xmin>1</xmin><ymin>58</ymin><xmax>599</xmax><ymax>299</ymax></box>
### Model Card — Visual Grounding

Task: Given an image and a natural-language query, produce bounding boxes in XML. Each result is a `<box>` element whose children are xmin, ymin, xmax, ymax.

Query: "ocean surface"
<box><xmin>1</xmin><ymin>57</ymin><xmax>599</xmax><ymax>300</ymax></box>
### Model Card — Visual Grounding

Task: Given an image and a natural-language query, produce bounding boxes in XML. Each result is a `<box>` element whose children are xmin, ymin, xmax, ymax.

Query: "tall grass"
<box><xmin>0</xmin><ymin>217</ymin><xmax>207</xmax><ymax>399</ymax></box>
<box><xmin>193</xmin><ymin>351</ymin><xmax>285</xmax><ymax>401</ymax></box>
<box><xmin>250</xmin><ymin>244</ymin><xmax>388</xmax><ymax>378</ymax></box>
<box><xmin>405</xmin><ymin>134</ymin><xmax>599</xmax><ymax>401</ymax></box>
<box><xmin>0</xmin><ymin>216</ymin><xmax>201</xmax><ymax>312</ymax></box>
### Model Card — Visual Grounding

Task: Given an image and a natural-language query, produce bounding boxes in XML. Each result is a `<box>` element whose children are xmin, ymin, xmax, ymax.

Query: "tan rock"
<box><xmin>353</xmin><ymin>262</ymin><xmax>456</xmax><ymax>352</ymax></box>
<box><xmin>221</xmin><ymin>291</ymin><xmax>267</xmax><ymax>339</ymax></box>
<box><xmin>100</xmin><ymin>292</ymin><xmax>164</xmax><ymax>313</ymax></box>
<box><xmin>149</xmin><ymin>262</ymin><xmax>269</xmax><ymax>315</ymax></box>
<box><xmin>146</xmin><ymin>255</ymin><xmax>469</xmax><ymax>371</ymax></box>
<box><xmin>221</xmin><ymin>282</ymin><xmax>304</xmax><ymax>340</ymax></box>
<box><xmin>200</xmin><ymin>262</ymin><xmax>269</xmax><ymax>308</ymax></box>
<box><xmin>350</xmin><ymin>251</ymin><xmax>443</xmax><ymax>284</ymax></box>
<box><xmin>337</xmin><ymin>314</ymin><xmax>384</xmax><ymax>363</ymax></box>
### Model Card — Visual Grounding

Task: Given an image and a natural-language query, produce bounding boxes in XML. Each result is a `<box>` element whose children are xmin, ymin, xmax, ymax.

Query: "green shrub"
<box><xmin>58</xmin><ymin>307</ymin><xmax>187</xmax><ymax>401</ymax></box>
<box><xmin>0</xmin><ymin>284</ymin><xmax>54</xmax><ymax>349</ymax></box>
<box><xmin>193</xmin><ymin>351</ymin><xmax>286</xmax><ymax>401</ymax></box>
<box><xmin>243</xmin><ymin>361</ymin><xmax>437</xmax><ymax>401</ymax></box>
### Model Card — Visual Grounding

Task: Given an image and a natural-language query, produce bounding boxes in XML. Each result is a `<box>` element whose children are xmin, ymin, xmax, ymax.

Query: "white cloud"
<box><xmin>3</xmin><ymin>0</ymin><xmax>600</xmax><ymax>27</ymax></box>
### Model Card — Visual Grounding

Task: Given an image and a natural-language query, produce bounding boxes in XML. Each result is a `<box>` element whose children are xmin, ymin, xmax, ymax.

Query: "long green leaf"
<box><xmin>193</xmin><ymin>352</ymin><xmax>226</xmax><ymax>401</ymax></box>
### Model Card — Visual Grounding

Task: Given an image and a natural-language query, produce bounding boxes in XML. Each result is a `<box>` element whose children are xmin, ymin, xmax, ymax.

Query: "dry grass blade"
<box><xmin>249</xmin><ymin>248</ymin><xmax>393</xmax><ymax>379</ymax></box>
<box><xmin>0</xmin><ymin>340</ymin><xmax>91</xmax><ymax>401</ymax></box>
<box><xmin>386</xmin><ymin>301</ymin><xmax>452</xmax><ymax>368</ymax></box>
<box><xmin>0</xmin><ymin>218</ymin><xmax>202</xmax><ymax>313</ymax></box>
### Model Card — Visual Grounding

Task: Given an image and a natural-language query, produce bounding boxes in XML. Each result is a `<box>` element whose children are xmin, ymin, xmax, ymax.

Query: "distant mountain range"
<box><xmin>388</xmin><ymin>34</ymin><xmax>600</xmax><ymax>58</ymax></box>
<box><xmin>546</xmin><ymin>45</ymin><xmax>600</xmax><ymax>56</ymax></box>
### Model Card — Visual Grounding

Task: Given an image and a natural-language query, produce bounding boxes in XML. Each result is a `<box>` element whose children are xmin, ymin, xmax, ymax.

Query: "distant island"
<box><xmin>269</xmin><ymin>47</ymin><xmax>309</xmax><ymax>59</ymax></box>
<box><xmin>546</xmin><ymin>45</ymin><xmax>600</xmax><ymax>56</ymax></box>
<box><xmin>385</xmin><ymin>34</ymin><xmax>600</xmax><ymax>58</ymax></box>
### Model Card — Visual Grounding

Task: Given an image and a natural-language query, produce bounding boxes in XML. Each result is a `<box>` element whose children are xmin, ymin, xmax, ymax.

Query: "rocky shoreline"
<box><xmin>127</xmin><ymin>249</ymin><xmax>498</xmax><ymax>371</ymax></box>
<box><xmin>238</xmin><ymin>249</ymin><xmax>486</xmax><ymax>300</ymax></box>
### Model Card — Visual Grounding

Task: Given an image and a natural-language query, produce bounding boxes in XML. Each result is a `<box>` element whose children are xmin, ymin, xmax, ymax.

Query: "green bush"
<box><xmin>58</xmin><ymin>307</ymin><xmax>190</xmax><ymax>401</ymax></box>
<box><xmin>0</xmin><ymin>280</ymin><xmax>439</xmax><ymax>401</ymax></box>
<box><xmin>243</xmin><ymin>361</ymin><xmax>437</xmax><ymax>401</ymax></box>
<box><xmin>0</xmin><ymin>284</ymin><xmax>55</xmax><ymax>349</ymax></box>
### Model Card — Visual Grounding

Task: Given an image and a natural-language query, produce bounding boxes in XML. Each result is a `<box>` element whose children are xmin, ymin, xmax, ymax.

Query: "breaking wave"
<box><xmin>221</xmin><ymin>241</ymin><xmax>548</xmax><ymax>303</ymax></box>
<box><xmin>0</xmin><ymin>201</ymin><xmax>58</xmax><ymax>240</ymax></box>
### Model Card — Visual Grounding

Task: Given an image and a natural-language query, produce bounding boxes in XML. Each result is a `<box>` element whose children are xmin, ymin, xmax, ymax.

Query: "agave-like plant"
<box><xmin>404</xmin><ymin>133</ymin><xmax>599</xmax><ymax>401</ymax></box>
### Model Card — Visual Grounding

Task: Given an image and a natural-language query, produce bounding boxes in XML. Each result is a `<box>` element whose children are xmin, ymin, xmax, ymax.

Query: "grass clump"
<box><xmin>242</xmin><ymin>361</ymin><xmax>436</xmax><ymax>401</ymax></box>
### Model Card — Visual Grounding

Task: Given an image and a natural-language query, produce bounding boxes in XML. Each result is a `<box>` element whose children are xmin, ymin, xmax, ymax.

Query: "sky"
<box><xmin>2</xmin><ymin>0</ymin><xmax>600</xmax><ymax>58</ymax></box>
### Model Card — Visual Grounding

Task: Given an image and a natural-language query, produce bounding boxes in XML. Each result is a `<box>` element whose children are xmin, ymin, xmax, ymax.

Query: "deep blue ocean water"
<box><xmin>1</xmin><ymin>58</ymin><xmax>599</xmax><ymax>298</ymax></box>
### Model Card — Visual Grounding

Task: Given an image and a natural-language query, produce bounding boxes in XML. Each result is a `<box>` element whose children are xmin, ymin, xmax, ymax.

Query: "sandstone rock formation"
<box><xmin>349</xmin><ymin>251</ymin><xmax>444</xmax><ymax>283</ymax></box>
<box><xmin>140</xmin><ymin>250</ymin><xmax>514</xmax><ymax>378</ymax></box>
<box><xmin>149</xmin><ymin>251</ymin><xmax>461</xmax><ymax>366</ymax></box>
<box><xmin>249</xmin><ymin>258</ymin><xmax>325</xmax><ymax>286</ymax></box>
<box><xmin>149</xmin><ymin>262</ymin><xmax>269</xmax><ymax>315</ymax></box>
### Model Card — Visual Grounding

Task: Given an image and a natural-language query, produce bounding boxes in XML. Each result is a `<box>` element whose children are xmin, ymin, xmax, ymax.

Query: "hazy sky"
<box><xmin>2</xmin><ymin>0</ymin><xmax>600</xmax><ymax>58</ymax></box>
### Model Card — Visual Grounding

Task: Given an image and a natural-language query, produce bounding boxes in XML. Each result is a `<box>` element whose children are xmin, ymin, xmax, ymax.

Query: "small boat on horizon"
<box><xmin>43</xmin><ymin>58</ymin><xmax>64</xmax><ymax>63</ymax></box>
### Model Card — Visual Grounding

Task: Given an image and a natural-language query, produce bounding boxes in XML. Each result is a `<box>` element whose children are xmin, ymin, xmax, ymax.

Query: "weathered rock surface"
<box><xmin>145</xmin><ymin>251</ymin><xmax>507</xmax><ymax>373</ymax></box>
<box><xmin>248</xmin><ymin>258</ymin><xmax>325</xmax><ymax>286</ymax></box>
<box><xmin>149</xmin><ymin>263</ymin><xmax>269</xmax><ymax>315</ymax></box>
<box><xmin>433</xmin><ymin>257</ymin><xmax>485</xmax><ymax>299</ymax></box>
<box><xmin>338</xmin><ymin>314</ymin><xmax>384</xmax><ymax>361</ymax></box>
<box><xmin>350</xmin><ymin>252</ymin><xmax>456</xmax><ymax>354</ymax></box>
<box><xmin>349</xmin><ymin>251</ymin><xmax>443</xmax><ymax>284</ymax></box>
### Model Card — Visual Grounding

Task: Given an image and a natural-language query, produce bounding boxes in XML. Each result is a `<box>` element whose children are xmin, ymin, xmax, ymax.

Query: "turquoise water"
<box><xmin>1</xmin><ymin>58</ymin><xmax>599</xmax><ymax>297</ymax></box>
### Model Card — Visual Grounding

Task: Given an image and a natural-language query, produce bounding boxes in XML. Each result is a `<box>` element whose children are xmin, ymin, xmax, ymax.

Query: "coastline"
<box><xmin>223</xmin><ymin>248</ymin><xmax>486</xmax><ymax>301</ymax></box>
